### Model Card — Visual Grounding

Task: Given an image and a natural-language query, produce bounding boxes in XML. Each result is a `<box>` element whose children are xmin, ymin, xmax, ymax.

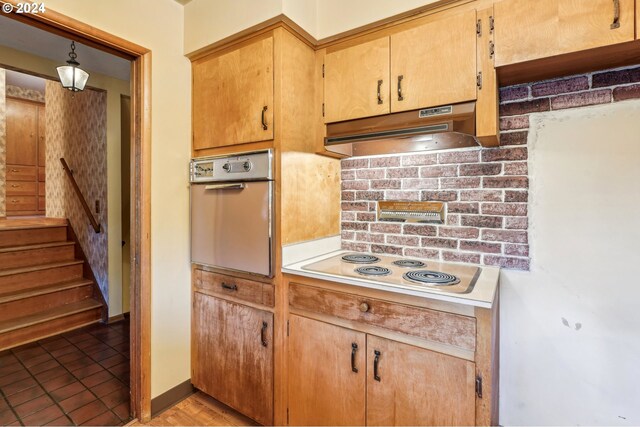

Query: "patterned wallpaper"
<box><xmin>0</xmin><ymin>69</ymin><xmax>5</xmax><ymax>217</ymax></box>
<box><xmin>45</xmin><ymin>81</ymin><xmax>109</xmax><ymax>302</ymax></box>
<box><xmin>6</xmin><ymin>84</ymin><xmax>45</xmax><ymax>103</ymax></box>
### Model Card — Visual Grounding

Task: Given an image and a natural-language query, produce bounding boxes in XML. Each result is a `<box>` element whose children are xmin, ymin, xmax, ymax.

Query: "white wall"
<box><xmin>500</xmin><ymin>101</ymin><xmax>640</xmax><ymax>425</ymax></box>
<box><xmin>315</xmin><ymin>0</ymin><xmax>438</xmax><ymax>39</ymax></box>
<box><xmin>183</xmin><ymin>0</ymin><xmax>439</xmax><ymax>53</ymax></box>
<box><xmin>42</xmin><ymin>0</ymin><xmax>192</xmax><ymax>398</ymax></box>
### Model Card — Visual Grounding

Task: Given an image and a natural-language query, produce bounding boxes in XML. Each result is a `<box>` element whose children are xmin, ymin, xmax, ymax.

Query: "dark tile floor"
<box><xmin>0</xmin><ymin>319</ymin><xmax>131</xmax><ymax>426</ymax></box>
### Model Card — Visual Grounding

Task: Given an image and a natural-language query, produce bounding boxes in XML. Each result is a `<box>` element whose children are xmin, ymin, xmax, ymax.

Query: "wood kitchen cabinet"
<box><xmin>192</xmin><ymin>291</ymin><xmax>274</xmax><ymax>425</ymax></box>
<box><xmin>366</xmin><ymin>335</ymin><xmax>476</xmax><ymax>426</ymax></box>
<box><xmin>192</xmin><ymin>34</ymin><xmax>274</xmax><ymax>150</ymax></box>
<box><xmin>324</xmin><ymin>37</ymin><xmax>390</xmax><ymax>122</ymax></box>
<box><xmin>285</xmin><ymin>277</ymin><xmax>499</xmax><ymax>426</ymax></box>
<box><xmin>494</xmin><ymin>0</ymin><xmax>635</xmax><ymax>67</ymax></box>
<box><xmin>287</xmin><ymin>315</ymin><xmax>366</xmax><ymax>426</ymax></box>
<box><xmin>323</xmin><ymin>9</ymin><xmax>478</xmax><ymax>123</ymax></box>
<box><xmin>6</xmin><ymin>98</ymin><xmax>46</xmax><ymax>216</ymax></box>
<box><xmin>390</xmin><ymin>9</ymin><xmax>477</xmax><ymax>113</ymax></box>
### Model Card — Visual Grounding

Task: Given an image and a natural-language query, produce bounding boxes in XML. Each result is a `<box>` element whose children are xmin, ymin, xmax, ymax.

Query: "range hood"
<box><xmin>324</xmin><ymin>101</ymin><xmax>479</xmax><ymax>157</ymax></box>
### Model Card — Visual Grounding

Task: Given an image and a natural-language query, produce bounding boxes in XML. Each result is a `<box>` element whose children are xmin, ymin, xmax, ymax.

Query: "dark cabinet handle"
<box><xmin>261</xmin><ymin>106</ymin><xmax>268</xmax><ymax>130</ymax></box>
<box><xmin>221</xmin><ymin>283</ymin><xmax>237</xmax><ymax>291</ymax></box>
<box><xmin>397</xmin><ymin>75</ymin><xmax>404</xmax><ymax>101</ymax></box>
<box><xmin>261</xmin><ymin>321</ymin><xmax>268</xmax><ymax>347</ymax></box>
<box><xmin>373</xmin><ymin>350</ymin><xmax>381</xmax><ymax>381</ymax></box>
<box><xmin>377</xmin><ymin>79</ymin><xmax>383</xmax><ymax>105</ymax></box>
<box><xmin>611</xmin><ymin>0</ymin><xmax>620</xmax><ymax>29</ymax></box>
<box><xmin>351</xmin><ymin>343</ymin><xmax>359</xmax><ymax>373</ymax></box>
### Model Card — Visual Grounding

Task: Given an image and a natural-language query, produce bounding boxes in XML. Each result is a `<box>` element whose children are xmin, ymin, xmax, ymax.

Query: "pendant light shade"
<box><xmin>57</xmin><ymin>41</ymin><xmax>89</xmax><ymax>92</ymax></box>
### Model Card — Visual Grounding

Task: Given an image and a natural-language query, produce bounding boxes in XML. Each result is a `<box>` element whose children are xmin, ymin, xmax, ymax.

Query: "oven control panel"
<box><xmin>190</xmin><ymin>150</ymin><xmax>273</xmax><ymax>183</ymax></box>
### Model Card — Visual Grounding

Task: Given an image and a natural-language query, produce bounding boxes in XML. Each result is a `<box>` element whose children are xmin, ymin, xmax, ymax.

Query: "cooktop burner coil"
<box><xmin>403</xmin><ymin>270</ymin><xmax>460</xmax><ymax>286</ymax></box>
<box><xmin>355</xmin><ymin>266</ymin><xmax>392</xmax><ymax>276</ymax></box>
<box><xmin>341</xmin><ymin>254</ymin><xmax>380</xmax><ymax>264</ymax></box>
<box><xmin>392</xmin><ymin>259</ymin><xmax>426</xmax><ymax>268</ymax></box>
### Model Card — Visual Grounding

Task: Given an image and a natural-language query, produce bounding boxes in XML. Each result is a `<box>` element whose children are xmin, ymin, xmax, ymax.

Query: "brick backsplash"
<box><xmin>340</xmin><ymin>64</ymin><xmax>640</xmax><ymax>271</ymax></box>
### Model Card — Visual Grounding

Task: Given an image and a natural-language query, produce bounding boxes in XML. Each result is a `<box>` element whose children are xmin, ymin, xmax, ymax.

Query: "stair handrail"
<box><xmin>59</xmin><ymin>157</ymin><xmax>101</xmax><ymax>233</ymax></box>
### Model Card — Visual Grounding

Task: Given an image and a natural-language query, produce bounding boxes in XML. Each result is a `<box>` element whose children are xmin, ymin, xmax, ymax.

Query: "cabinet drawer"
<box><xmin>6</xmin><ymin>196</ymin><xmax>37</xmax><ymax>211</ymax></box>
<box><xmin>6</xmin><ymin>181</ymin><xmax>36</xmax><ymax>196</ymax></box>
<box><xmin>289</xmin><ymin>282</ymin><xmax>476</xmax><ymax>351</ymax></box>
<box><xmin>195</xmin><ymin>269</ymin><xmax>274</xmax><ymax>307</ymax></box>
<box><xmin>7</xmin><ymin>165</ymin><xmax>37</xmax><ymax>181</ymax></box>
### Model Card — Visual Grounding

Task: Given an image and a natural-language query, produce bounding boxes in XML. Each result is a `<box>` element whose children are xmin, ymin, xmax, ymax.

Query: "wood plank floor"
<box><xmin>130</xmin><ymin>392</ymin><xmax>257</xmax><ymax>426</ymax></box>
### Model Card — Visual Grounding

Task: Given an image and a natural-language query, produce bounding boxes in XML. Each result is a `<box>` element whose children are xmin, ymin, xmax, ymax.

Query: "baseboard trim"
<box><xmin>150</xmin><ymin>379</ymin><xmax>194</xmax><ymax>417</ymax></box>
<box><xmin>108</xmin><ymin>314</ymin><xmax>126</xmax><ymax>324</ymax></box>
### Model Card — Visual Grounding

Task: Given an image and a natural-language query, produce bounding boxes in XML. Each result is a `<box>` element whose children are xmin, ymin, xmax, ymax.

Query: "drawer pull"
<box><xmin>373</xmin><ymin>350</ymin><xmax>381</xmax><ymax>381</ymax></box>
<box><xmin>10</xmin><ymin>169</ymin><xmax>20</xmax><ymax>172</ymax></box>
<box><xmin>359</xmin><ymin>302</ymin><xmax>370</xmax><ymax>313</ymax></box>
<box><xmin>261</xmin><ymin>321</ymin><xmax>268</xmax><ymax>347</ymax></box>
<box><xmin>11</xmin><ymin>199</ymin><xmax>19</xmax><ymax>203</ymax></box>
<box><xmin>351</xmin><ymin>343</ymin><xmax>359</xmax><ymax>373</ymax></box>
<box><xmin>11</xmin><ymin>184</ymin><xmax>20</xmax><ymax>188</ymax></box>
<box><xmin>221</xmin><ymin>282</ymin><xmax>238</xmax><ymax>291</ymax></box>
<box><xmin>611</xmin><ymin>0</ymin><xmax>620</xmax><ymax>29</ymax></box>
<box><xmin>261</xmin><ymin>105</ymin><xmax>268</xmax><ymax>130</ymax></box>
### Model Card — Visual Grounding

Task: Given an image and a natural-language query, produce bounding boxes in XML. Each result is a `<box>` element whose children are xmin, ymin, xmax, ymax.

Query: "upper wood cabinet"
<box><xmin>192</xmin><ymin>292</ymin><xmax>274</xmax><ymax>425</ymax></box>
<box><xmin>324</xmin><ymin>37</ymin><xmax>390</xmax><ymax>123</ymax></box>
<box><xmin>6</xmin><ymin>98</ymin><xmax>38</xmax><ymax>166</ymax></box>
<box><xmin>494</xmin><ymin>0</ymin><xmax>635</xmax><ymax>67</ymax></box>
<box><xmin>192</xmin><ymin>35</ymin><xmax>274</xmax><ymax>150</ymax></box>
<box><xmin>390</xmin><ymin>9</ymin><xmax>477</xmax><ymax>113</ymax></box>
<box><xmin>324</xmin><ymin>10</ymin><xmax>478</xmax><ymax>123</ymax></box>
<box><xmin>366</xmin><ymin>335</ymin><xmax>476</xmax><ymax>426</ymax></box>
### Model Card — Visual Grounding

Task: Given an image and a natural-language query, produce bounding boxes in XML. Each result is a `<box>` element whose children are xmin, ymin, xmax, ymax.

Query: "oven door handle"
<box><xmin>204</xmin><ymin>183</ymin><xmax>245</xmax><ymax>191</ymax></box>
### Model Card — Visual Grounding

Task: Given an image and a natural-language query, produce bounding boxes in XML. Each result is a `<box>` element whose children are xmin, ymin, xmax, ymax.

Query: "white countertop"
<box><xmin>282</xmin><ymin>243</ymin><xmax>499</xmax><ymax>309</ymax></box>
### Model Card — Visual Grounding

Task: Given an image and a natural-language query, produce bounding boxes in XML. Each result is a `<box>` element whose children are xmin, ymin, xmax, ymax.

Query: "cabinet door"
<box><xmin>287</xmin><ymin>315</ymin><xmax>366</xmax><ymax>426</ymax></box>
<box><xmin>6</xmin><ymin>98</ymin><xmax>38</xmax><ymax>166</ymax></box>
<box><xmin>495</xmin><ymin>0</ymin><xmax>635</xmax><ymax>66</ymax></box>
<box><xmin>192</xmin><ymin>35</ymin><xmax>274</xmax><ymax>149</ymax></box>
<box><xmin>366</xmin><ymin>335</ymin><xmax>476</xmax><ymax>426</ymax></box>
<box><xmin>192</xmin><ymin>292</ymin><xmax>273</xmax><ymax>425</ymax></box>
<box><xmin>324</xmin><ymin>37</ymin><xmax>390</xmax><ymax>123</ymax></box>
<box><xmin>390</xmin><ymin>10</ymin><xmax>477</xmax><ymax>113</ymax></box>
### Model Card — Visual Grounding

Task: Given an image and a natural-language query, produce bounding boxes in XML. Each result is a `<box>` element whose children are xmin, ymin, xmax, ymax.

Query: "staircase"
<box><xmin>0</xmin><ymin>219</ymin><xmax>105</xmax><ymax>351</ymax></box>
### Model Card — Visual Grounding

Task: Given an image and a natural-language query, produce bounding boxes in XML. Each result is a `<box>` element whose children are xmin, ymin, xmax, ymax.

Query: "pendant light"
<box><xmin>56</xmin><ymin>41</ymin><xmax>89</xmax><ymax>92</ymax></box>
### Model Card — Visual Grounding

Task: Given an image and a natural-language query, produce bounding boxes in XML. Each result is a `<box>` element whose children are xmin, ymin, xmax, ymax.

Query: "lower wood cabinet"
<box><xmin>287</xmin><ymin>314</ymin><xmax>475</xmax><ymax>426</ymax></box>
<box><xmin>192</xmin><ymin>292</ymin><xmax>274</xmax><ymax>425</ymax></box>
<box><xmin>366</xmin><ymin>334</ymin><xmax>475</xmax><ymax>426</ymax></box>
<box><xmin>287</xmin><ymin>315</ymin><xmax>366</xmax><ymax>426</ymax></box>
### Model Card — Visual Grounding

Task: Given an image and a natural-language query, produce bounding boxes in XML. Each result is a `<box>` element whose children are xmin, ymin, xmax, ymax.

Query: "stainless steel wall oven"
<box><xmin>190</xmin><ymin>150</ymin><xmax>274</xmax><ymax>277</ymax></box>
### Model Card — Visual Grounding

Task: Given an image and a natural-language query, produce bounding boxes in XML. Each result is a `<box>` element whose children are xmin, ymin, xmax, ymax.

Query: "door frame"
<box><xmin>1</xmin><ymin>1</ymin><xmax>153</xmax><ymax>421</ymax></box>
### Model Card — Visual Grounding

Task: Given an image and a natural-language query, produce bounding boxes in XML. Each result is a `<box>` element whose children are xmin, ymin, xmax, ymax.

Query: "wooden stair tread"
<box><xmin>0</xmin><ymin>260</ymin><xmax>84</xmax><ymax>277</ymax></box>
<box><xmin>0</xmin><ymin>218</ymin><xmax>68</xmax><ymax>230</ymax></box>
<box><xmin>0</xmin><ymin>299</ymin><xmax>102</xmax><ymax>334</ymax></box>
<box><xmin>0</xmin><ymin>241</ymin><xmax>75</xmax><ymax>254</ymax></box>
<box><xmin>0</xmin><ymin>279</ymin><xmax>94</xmax><ymax>303</ymax></box>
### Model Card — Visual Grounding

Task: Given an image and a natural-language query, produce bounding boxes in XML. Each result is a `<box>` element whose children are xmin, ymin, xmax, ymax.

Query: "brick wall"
<box><xmin>340</xmin><ymin>64</ymin><xmax>640</xmax><ymax>271</ymax></box>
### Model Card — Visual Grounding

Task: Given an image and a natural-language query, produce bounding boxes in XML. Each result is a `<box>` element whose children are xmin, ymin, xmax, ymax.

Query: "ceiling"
<box><xmin>5</xmin><ymin>69</ymin><xmax>46</xmax><ymax>91</ymax></box>
<box><xmin>0</xmin><ymin>14</ymin><xmax>130</xmax><ymax>81</ymax></box>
